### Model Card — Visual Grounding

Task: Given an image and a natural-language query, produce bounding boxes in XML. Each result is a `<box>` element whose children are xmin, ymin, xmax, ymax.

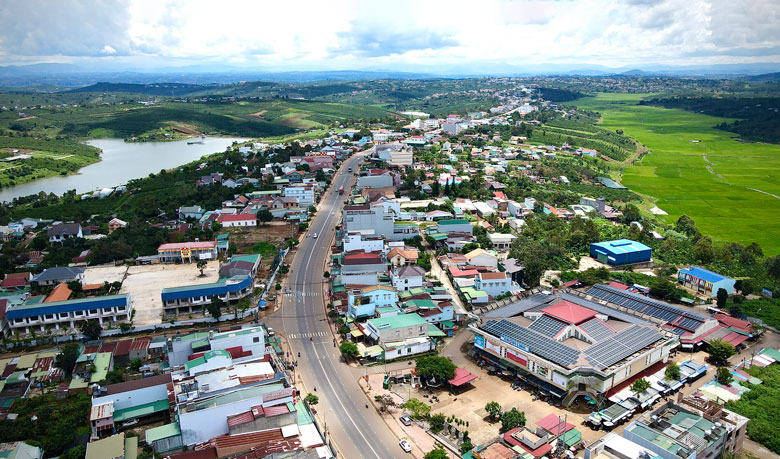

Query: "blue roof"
<box><xmin>161</xmin><ymin>275</ymin><xmax>251</xmax><ymax>301</ymax></box>
<box><xmin>591</xmin><ymin>239</ymin><xmax>650</xmax><ymax>254</ymax></box>
<box><xmin>598</xmin><ymin>177</ymin><xmax>627</xmax><ymax>189</ymax></box>
<box><xmin>6</xmin><ymin>295</ymin><xmax>129</xmax><ymax>320</ymax></box>
<box><xmin>679</xmin><ymin>266</ymin><xmax>731</xmax><ymax>283</ymax></box>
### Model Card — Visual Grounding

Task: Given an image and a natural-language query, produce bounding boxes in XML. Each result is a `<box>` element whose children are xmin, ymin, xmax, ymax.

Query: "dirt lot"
<box><xmin>119</xmin><ymin>262</ymin><xmax>220</xmax><ymax>326</ymax></box>
<box><xmin>84</xmin><ymin>264</ymin><xmax>129</xmax><ymax>285</ymax></box>
<box><xmin>228</xmin><ymin>223</ymin><xmax>292</xmax><ymax>254</ymax></box>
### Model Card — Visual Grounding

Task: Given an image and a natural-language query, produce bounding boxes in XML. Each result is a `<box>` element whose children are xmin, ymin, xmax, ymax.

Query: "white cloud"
<box><xmin>0</xmin><ymin>0</ymin><xmax>778</xmax><ymax>69</ymax></box>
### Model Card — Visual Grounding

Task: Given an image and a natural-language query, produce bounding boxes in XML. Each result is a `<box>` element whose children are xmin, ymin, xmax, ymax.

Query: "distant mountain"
<box><xmin>619</xmin><ymin>69</ymin><xmax>659</xmax><ymax>76</ymax></box>
<box><xmin>742</xmin><ymin>72</ymin><xmax>780</xmax><ymax>82</ymax></box>
<box><xmin>67</xmin><ymin>82</ymin><xmax>214</xmax><ymax>96</ymax></box>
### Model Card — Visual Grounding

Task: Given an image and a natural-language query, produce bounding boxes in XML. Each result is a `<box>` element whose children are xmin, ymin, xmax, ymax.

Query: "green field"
<box><xmin>575</xmin><ymin>93</ymin><xmax>780</xmax><ymax>254</ymax></box>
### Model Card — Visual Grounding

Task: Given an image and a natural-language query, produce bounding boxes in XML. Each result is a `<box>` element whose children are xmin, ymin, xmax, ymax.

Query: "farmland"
<box><xmin>575</xmin><ymin>93</ymin><xmax>780</xmax><ymax>254</ymax></box>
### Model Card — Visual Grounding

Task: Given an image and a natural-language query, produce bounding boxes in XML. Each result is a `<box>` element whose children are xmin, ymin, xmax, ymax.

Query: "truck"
<box><xmin>338</xmin><ymin>185</ymin><xmax>344</xmax><ymax>195</ymax></box>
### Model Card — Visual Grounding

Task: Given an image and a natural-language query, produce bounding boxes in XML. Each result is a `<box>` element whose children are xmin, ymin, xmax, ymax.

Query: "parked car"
<box><xmin>399</xmin><ymin>440</ymin><xmax>412</xmax><ymax>453</ymax></box>
<box><xmin>400</xmin><ymin>415</ymin><xmax>412</xmax><ymax>426</ymax></box>
<box><xmin>121</xmin><ymin>419</ymin><xmax>139</xmax><ymax>427</ymax></box>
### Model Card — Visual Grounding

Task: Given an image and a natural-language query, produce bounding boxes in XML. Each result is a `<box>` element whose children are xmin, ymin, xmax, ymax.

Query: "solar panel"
<box><xmin>578</xmin><ymin>318</ymin><xmax>615</xmax><ymax>342</ymax></box>
<box><xmin>586</xmin><ymin>285</ymin><xmax>707</xmax><ymax>329</ymax></box>
<box><xmin>528</xmin><ymin>315</ymin><xmax>568</xmax><ymax>337</ymax></box>
<box><xmin>583</xmin><ymin>325</ymin><xmax>663</xmax><ymax>369</ymax></box>
<box><xmin>482</xmin><ymin>319</ymin><xmax>580</xmax><ymax>368</ymax></box>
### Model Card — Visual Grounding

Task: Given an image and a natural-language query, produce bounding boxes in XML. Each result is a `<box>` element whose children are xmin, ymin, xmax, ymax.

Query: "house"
<box><xmin>391</xmin><ymin>265</ymin><xmax>426</xmax><ymax>292</ymax></box>
<box><xmin>2</xmin><ymin>272</ymin><xmax>31</xmax><ymax>290</ymax></box>
<box><xmin>0</xmin><ymin>442</ymin><xmax>43</xmax><ymax>459</ymax></box>
<box><xmin>343</xmin><ymin>233</ymin><xmax>384</xmax><ymax>253</ymax></box>
<box><xmin>347</xmin><ymin>285</ymin><xmax>398</xmax><ymax>319</ymax></box>
<box><xmin>216</xmin><ymin>214</ymin><xmax>257</xmax><ymax>228</ymax></box>
<box><xmin>281</xmin><ymin>170</ymin><xmax>304</xmax><ymax>183</ymax></box>
<box><xmin>341</xmin><ymin>252</ymin><xmax>387</xmax><ymax>286</ymax></box>
<box><xmin>474</xmin><ymin>272</ymin><xmax>518</xmax><ymax>298</ymax></box>
<box><xmin>157</xmin><ymin>241</ymin><xmax>217</xmax><ymax>263</ymax></box>
<box><xmin>31</xmin><ymin>266</ymin><xmax>85</xmax><ymax>287</ymax></box>
<box><xmin>283</xmin><ymin>185</ymin><xmax>315</xmax><ymax>206</ymax></box>
<box><xmin>363</xmin><ymin>313</ymin><xmax>434</xmax><ymax>359</ymax></box>
<box><xmin>343</xmin><ymin>204</ymin><xmax>395</xmax><ymax>239</ymax></box>
<box><xmin>178</xmin><ymin>205</ymin><xmax>205</xmax><ymax>220</ymax></box>
<box><xmin>500</xmin><ymin>258</ymin><xmax>525</xmax><ymax>285</ymax></box>
<box><xmin>47</xmin><ymin>223</ymin><xmax>82</xmax><ymax>243</ymax></box>
<box><xmin>488</xmin><ymin>233</ymin><xmax>516</xmax><ymax>251</ymax></box>
<box><xmin>107</xmin><ymin>218</ymin><xmax>127</xmax><ymax>234</ymax></box>
<box><xmin>85</xmin><ymin>433</ymin><xmax>137</xmax><ymax>459</ymax></box>
<box><xmin>3</xmin><ymin>294</ymin><xmax>131</xmax><ymax>336</ymax></box>
<box><xmin>436</xmin><ymin>219</ymin><xmax>473</xmax><ymax>235</ymax></box>
<box><xmin>464</xmin><ymin>248</ymin><xmax>498</xmax><ymax>269</ymax></box>
<box><xmin>590</xmin><ymin>239</ymin><xmax>651</xmax><ymax>266</ymax></box>
<box><xmin>677</xmin><ymin>267</ymin><xmax>736</xmax><ymax>298</ymax></box>
<box><xmin>473</xmin><ymin>202</ymin><xmax>496</xmax><ymax>217</ymax></box>
<box><xmin>387</xmin><ymin>248</ymin><xmax>419</xmax><ymax>267</ymax></box>
<box><xmin>161</xmin><ymin>276</ymin><xmax>252</xmax><ymax>317</ymax></box>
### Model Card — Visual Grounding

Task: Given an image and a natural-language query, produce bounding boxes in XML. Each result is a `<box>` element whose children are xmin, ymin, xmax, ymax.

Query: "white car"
<box><xmin>399</xmin><ymin>440</ymin><xmax>412</xmax><ymax>453</ymax></box>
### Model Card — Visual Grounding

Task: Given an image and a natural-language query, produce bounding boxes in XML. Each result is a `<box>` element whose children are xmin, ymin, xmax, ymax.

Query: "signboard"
<box><xmin>506</xmin><ymin>350</ymin><xmax>527</xmax><ymax>367</ymax></box>
<box><xmin>474</xmin><ymin>335</ymin><xmax>485</xmax><ymax>349</ymax></box>
<box><xmin>536</xmin><ymin>366</ymin><xmax>549</xmax><ymax>378</ymax></box>
<box><xmin>500</xmin><ymin>336</ymin><xmax>530</xmax><ymax>353</ymax></box>
<box><xmin>181</xmin><ymin>247</ymin><xmax>191</xmax><ymax>258</ymax></box>
<box><xmin>485</xmin><ymin>339</ymin><xmax>502</xmax><ymax>356</ymax></box>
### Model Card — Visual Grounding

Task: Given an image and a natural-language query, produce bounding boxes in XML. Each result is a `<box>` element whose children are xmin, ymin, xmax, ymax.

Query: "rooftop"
<box><xmin>679</xmin><ymin>266</ymin><xmax>733</xmax><ymax>283</ymax></box>
<box><xmin>368</xmin><ymin>313</ymin><xmax>427</xmax><ymax>330</ymax></box>
<box><xmin>542</xmin><ymin>300</ymin><xmax>597</xmax><ymax>325</ymax></box>
<box><xmin>592</xmin><ymin>239</ymin><xmax>650</xmax><ymax>254</ymax></box>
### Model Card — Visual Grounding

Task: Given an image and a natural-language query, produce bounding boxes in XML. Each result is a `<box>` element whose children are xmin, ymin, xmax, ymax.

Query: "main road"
<box><xmin>267</xmin><ymin>152</ymin><xmax>408</xmax><ymax>459</ymax></box>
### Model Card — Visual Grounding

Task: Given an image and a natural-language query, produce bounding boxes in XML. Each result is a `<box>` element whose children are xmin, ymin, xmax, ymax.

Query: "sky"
<box><xmin>1</xmin><ymin>0</ymin><xmax>779</xmax><ymax>73</ymax></box>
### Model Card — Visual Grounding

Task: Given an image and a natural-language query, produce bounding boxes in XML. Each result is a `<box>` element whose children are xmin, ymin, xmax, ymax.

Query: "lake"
<box><xmin>0</xmin><ymin>137</ymin><xmax>248</xmax><ymax>202</ymax></box>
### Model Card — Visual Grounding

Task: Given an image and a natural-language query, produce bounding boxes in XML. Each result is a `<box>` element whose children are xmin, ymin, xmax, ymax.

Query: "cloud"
<box><xmin>101</xmin><ymin>45</ymin><xmax>117</xmax><ymax>55</ymax></box>
<box><xmin>335</xmin><ymin>27</ymin><xmax>458</xmax><ymax>57</ymax></box>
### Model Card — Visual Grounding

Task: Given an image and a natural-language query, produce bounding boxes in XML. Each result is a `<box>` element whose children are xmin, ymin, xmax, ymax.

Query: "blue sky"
<box><xmin>1</xmin><ymin>0</ymin><xmax>779</xmax><ymax>72</ymax></box>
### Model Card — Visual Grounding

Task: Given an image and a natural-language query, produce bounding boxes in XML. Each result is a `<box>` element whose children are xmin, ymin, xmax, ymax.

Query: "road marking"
<box><xmin>288</xmin><ymin>331</ymin><xmax>329</xmax><ymax>339</ymax></box>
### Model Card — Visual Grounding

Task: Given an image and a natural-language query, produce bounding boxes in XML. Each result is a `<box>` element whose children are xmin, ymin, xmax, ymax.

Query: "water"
<box><xmin>0</xmin><ymin>137</ymin><xmax>248</xmax><ymax>202</ymax></box>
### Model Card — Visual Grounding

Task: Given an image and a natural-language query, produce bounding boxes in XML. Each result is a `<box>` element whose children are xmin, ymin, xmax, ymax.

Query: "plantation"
<box><xmin>575</xmin><ymin>93</ymin><xmax>780</xmax><ymax>254</ymax></box>
<box><xmin>725</xmin><ymin>364</ymin><xmax>780</xmax><ymax>454</ymax></box>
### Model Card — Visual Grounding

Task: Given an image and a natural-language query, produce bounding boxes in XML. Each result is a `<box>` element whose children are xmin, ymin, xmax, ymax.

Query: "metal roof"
<box><xmin>678</xmin><ymin>266</ymin><xmax>731</xmax><ymax>284</ymax></box>
<box><xmin>6</xmin><ymin>294</ymin><xmax>129</xmax><ymax>320</ymax></box>
<box><xmin>161</xmin><ymin>275</ymin><xmax>251</xmax><ymax>301</ymax></box>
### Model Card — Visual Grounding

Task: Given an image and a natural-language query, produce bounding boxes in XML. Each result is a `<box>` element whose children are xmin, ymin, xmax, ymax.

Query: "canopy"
<box><xmin>448</xmin><ymin>368</ymin><xmax>478</xmax><ymax>387</ymax></box>
<box><xmin>562</xmin><ymin>428</ymin><xmax>582</xmax><ymax>447</ymax></box>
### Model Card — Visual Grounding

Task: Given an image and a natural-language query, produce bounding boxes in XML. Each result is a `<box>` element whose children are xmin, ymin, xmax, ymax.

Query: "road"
<box><xmin>267</xmin><ymin>152</ymin><xmax>409</xmax><ymax>459</ymax></box>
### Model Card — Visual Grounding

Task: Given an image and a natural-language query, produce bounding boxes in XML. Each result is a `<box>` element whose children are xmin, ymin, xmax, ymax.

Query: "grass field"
<box><xmin>575</xmin><ymin>93</ymin><xmax>780</xmax><ymax>254</ymax></box>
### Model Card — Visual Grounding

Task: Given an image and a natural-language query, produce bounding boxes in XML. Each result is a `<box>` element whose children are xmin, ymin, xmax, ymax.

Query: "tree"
<box><xmin>765</xmin><ymin>255</ymin><xmax>780</xmax><ymax>290</ymax></box>
<box><xmin>631</xmin><ymin>378</ymin><xmax>651</xmax><ymax>393</ymax></box>
<box><xmin>485</xmin><ymin>401</ymin><xmax>501</xmax><ymax>420</ymax></box>
<box><xmin>61</xmin><ymin>446</ymin><xmax>86</xmax><ymax>459</ymax></box>
<box><xmin>415</xmin><ymin>356</ymin><xmax>456</xmax><ymax>384</ymax></box>
<box><xmin>707</xmin><ymin>339</ymin><xmax>736</xmax><ymax>365</ymax></box>
<box><xmin>196</xmin><ymin>259</ymin><xmax>207</xmax><ymax>277</ymax></box>
<box><xmin>675</xmin><ymin>215</ymin><xmax>698</xmax><ymax>236</ymax></box>
<box><xmin>429</xmin><ymin>414</ymin><xmax>446</xmax><ymax>433</ymax></box>
<box><xmin>129</xmin><ymin>358</ymin><xmax>143</xmax><ymax>372</ymax></box>
<box><xmin>257</xmin><ymin>209</ymin><xmax>273</xmax><ymax>224</ymax></box>
<box><xmin>339</xmin><ymin>342</ymin><xmax>359</xmax><ymax>358</ymax></box>
<box><xmin>716</xmin><ymin>367</ymin><xmax>733</xmax><ymax>385</ymax></box>
<box><xmin>304</xmin><ymin>393</ymin><xmax>319</xmax><ymax>406</ymax></box>
<box><xmin>207</xmin><ymin>297</ymin><xmax>224</xmax><ymax>320</ymax></box>
<box><xmin>460</xmin><ymin>439</ymin><xmax>474</xmax><ymax>454</ymax></box>
<box><xmin>104</xmin><ymin>368</ymin><xmax>124</xmax><ymax>385</ymax></box>
<box><xmin>622</xmin><ymin>204</ymin><xmax>642</xmax><ymax>224</ymax></box>
<box><xmin>716</xmin><ymin>288</ymin><xmax>729</xmax><ymax>308</ymax></box>
<box><xmin>665</xmin><ymin>363</ymin><xmax>681</xmax><ymax>381</ymax></box>
<box><xmin>402</xmin><ymin>398</ymin><xmax>431</xmax><ymax>420</ymax></box>
<box><xmin>500</xmin><ymin>408</ymin><xmax>526</xmax><ymax>432</ymax></box>
<box><xmin>424</xmin><ymin>447</ymin><xmax>449</xmax><ymax>459</ymax></box>
<box><xmin>693</xmin><ymin>237</ymin><xmax>716</xmax><ymax>263</ymax></box>
<box><xmin>77</xmin><ymin>320</ymin><xmax>102</xmax><ymax>341</ymax></box>
<box><xmin>728</xmin><ymin>302</ymin><xmax>742</xmax><ymax>317</ymax></box>
<box><xmin>323</xmin><ymin>271</ymin><xmax>330</xmax><ymax>278</ymax></box>
<box><xmin>54</xmin><ymin>342</ymin><xmax>80</xmax><ymax>376</ymax></box>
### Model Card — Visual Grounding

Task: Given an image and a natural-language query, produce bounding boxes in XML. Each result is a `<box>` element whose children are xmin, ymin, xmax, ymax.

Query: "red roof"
<box><xmin>1</xmin><ymin>277</ymin><xmax>26</xmax><ymax>288</ymax></box>
<box><xmin>114</xmin><ymin>339</ymin><xmax>133</xmax><ymax>356</ymax></box>
<box><xmin>158</xmin><ymin>241</ymin><xmax>217</xmax><ymax>250</ymax></box>
<box><xmin>218</xmin><ymin>214</ymin><xmax>257</xmax><ymax>223</ymax></box>
<box><xmin>608</xmin><ymin>281</ymin><xmax>630</xmax><ymax>290</ymax></box>
<box><xmin>714</xmin><ymin>313</ymin><xmax>752</xmax><ymax>333</ymax></box>
<box><xmin>0</xmin><ymin>299</ymin><xmax>6</xmax><ymax>321</ymax></box>
<box><xmin>342</xmin><ymin>253</ymin><xmax>382</xmax><ymax>265</ymax></box>
<box><xmin>502</xmin><ymin>428</ymin><xmax>553</xmax><ymax>458</ymax></box>
<box><xmin>131</xmin><ymin>337</ymin><xmax>151</xmax><ymax>351</ymax></box>
<box><xmin>479</xmin><ymin>272</ymin><xmax>507</xmax><ymax>280</ymax></box>
<box><xmin>167</xmin><ymin>448</ymin><xmax>217</xmax><ymax>459</ymax></box>
<box><xmin>723</xmin><ymin>332</ymin><xmax>749</xmax><ymax>347</ymax></box>
<box><xmin>448</xmin><ymin>368</ymin><xmax>478</xmax><ymax>386</ymax></box>
<box><xmin>226</xmin><ymin>346</ymin><xmax>253</xmax><ymax>359</ymax></box>
<box><xmin>263</xmin><ymin>404</ymin><xmax>291</xmax><ymax>417</ymax></box>
<box><xmin>227</xmin><ymin>410</ymin><xmax>257</xmax><ymax>428</ymax></box>
<box><xmin>536</xmin><ymin>413</ymin><xmax>574</xmax><ymax>436</ymax></box>
<box><xmin>104</xmin><ymin>373</ymin><xmax>172</xmax><ymax>395</ymax></box>
<box><xmin>449</xmin><ymin>266</ymin><xmax>479</xmax><ymax>278</ymax></box>
<box><xmin>542</xmin><ymin>300</ymin><xmax>597</xmax><ymax>325</ymax></box>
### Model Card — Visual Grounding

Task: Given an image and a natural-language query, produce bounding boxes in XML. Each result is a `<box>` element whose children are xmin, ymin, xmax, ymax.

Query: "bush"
<box><xmin>725</xmin><ymin>365</ymin><xmax>780</xmax><ymax>454</ymax></box>
<box><xmin>500</xmin><ymin>408</ymin><xmax>526</xmax><ymax>432</ymax></box>
<box><xmin>429</xmin><ymin>414</ymin><xmax>446</xmax><ymax>433</ymax></box>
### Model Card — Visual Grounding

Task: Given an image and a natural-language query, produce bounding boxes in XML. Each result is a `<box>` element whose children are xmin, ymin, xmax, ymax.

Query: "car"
<box><xmin>313</xmin><ymin>232</ymin><xmax>318</xmax><ymax>238</ymax></box>
<box><xmin>399</xmin><ymin>440</ymin><xmax>412</xmax><ymax>453</ymax></box>
<box><xmin>121</xmin><ymin>419</ymin><xmax>139</xmax><ymax>427</ymax></box>
<box><xmin>400</xmin><ymin>415</ymin><xmax>412</xmax><ymax>426</ymax></box>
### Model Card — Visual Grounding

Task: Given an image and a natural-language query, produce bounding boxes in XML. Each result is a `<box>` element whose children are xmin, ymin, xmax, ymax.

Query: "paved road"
<box><xmin>268</xmin><ymin>153</ymin><xmax>408</xmax><ymax>459</ymax></box>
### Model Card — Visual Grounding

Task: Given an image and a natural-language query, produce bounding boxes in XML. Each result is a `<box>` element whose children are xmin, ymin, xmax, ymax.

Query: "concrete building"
<box><xmin>590</xmin><ymin>239</ymin><xmax>651</xmax><ymax>266</ymax></box>
<box><xmin>436</xmin><ymin>219</ymin><xmax>473</xmax><ymax>235</ymax></box>
<box><xmin>474</xmin><ymin>272</ymin><xmax>519</xmax><ymax>298</ymax></box>
<box><xmin>347</xmin><ymin>285</ymin><xmax>398</xmax><ymax>319</ymax></box>
<box><xmin>85</xmin><ymin>433</ymin><xmax>137</xmax><ymax>459</ymax></box>
<box><xmin>47</xmin><ymin>223</ymin><xmax>82</xmax><ymax>243</ymax></box>
<box><xmin>167</xmin><ymin>326</ymin><xmax>266</xmax><ymax>367</ymax></box>
<box><xmin>4</xmin><ymin>294</ymin><xmax>132</xmax><ymax>336</ymax></box>
<box><xmin>343</xmin><ymin>204</ymin><xmax>395</xmax><ymax>239</ymax></box>
<box><xmin>341</xmin><ymin>252</ymin><xmax>387</xmax><ymax>286</ymax></box>
<box><xmin>216</xmin><ymin>214</ymin><xmax>256</xmax><ymax>228</ymax></box>
<box><xmin>488</xmin><ymin>233</ymin><xmax>516</xmax><ymax>251</ymax></box>
<box><xmin>357</xmin><ymin>174</ymin><xmax>393</xmax><ymax>189</ymax></box>
<box><xmin>580</xmin><ymin>197</ymin><xmax>606</xmax><ymax>213</ymax></box>
<box><xmin>391</xmin><ymin>265</ymin><xmax>426</xmax><ymax>292</ymax></box>
<box><xmin>388</xmin><ymin>148</ymin><xmax>413</xmax><ymax>167</ymax></box>
<box><xmin>677</xmin><ymin>266</ymin><xmax>736</xmax><ymax>298</ymax></box>
<box><xmin>158</xmin><ymin>241</ymin><xmax>217</xmax><ymax>263</ymax></box>
<box><xmin>283</xmin><ymin>185</ymin><xmax>315</xmax><ymax>206</ymax></box>
<box><xmin>161</xmin><ymin>275</ymin><xmax>252</xmax><ymax>317</ymax></box>
<box><xmin>343</xmin><ymin>233</ymin><xmax>384</xmax><ymax>253</ymax></box>
<box><xmin>465</xmin><ymin>248</ymin><xmax>498</xmax><ymax>269</ymax></box>
<box><xmin>107</xmin><ymin>218</ymin><xmax>128</xmax><ymax>234</ymax></box>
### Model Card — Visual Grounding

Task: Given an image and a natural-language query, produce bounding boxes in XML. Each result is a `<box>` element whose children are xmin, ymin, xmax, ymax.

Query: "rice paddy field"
<box><xmin>575</xmin><ymin>93</ymin><xmax>780</xmax><ymax>254</ymax></box>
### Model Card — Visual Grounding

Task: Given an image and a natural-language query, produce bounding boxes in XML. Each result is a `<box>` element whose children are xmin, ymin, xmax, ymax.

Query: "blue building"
<box><xmin>590</xmin><ymin>239</ymin><xmax>651</xmax><ymax>266</ymax></box>
<box><xmin>677</xmin><ymin>266</ymin><xmax>735</xmax><ymax>298</ymax></box>
<box><xmin>161</xmin><ymin>275</ymin><xmax>252</xmax><ymax>317</ymax></box>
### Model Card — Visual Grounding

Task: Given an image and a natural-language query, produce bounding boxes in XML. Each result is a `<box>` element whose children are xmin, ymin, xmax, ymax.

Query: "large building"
<box><xmin>161</xmin><ymin>275</ymin><xmax>252</xmax><ymax>317</ymax></box>
<box><xmin>3</xmin><ymin>294</ymin><xmax>132</xmax><ymax>336</ymax></box>
<box><xmin>590</xmin><ymin>239</ymin><xmax>651</xmax><ymax>266</ymax></box>
<box><xmin>343</xmin><ymin>204</ymin><xmax>395</xmax><ymax>239</ymax></box>
<box><xmin>677</xmin><ymin>266</ymin><xmax>736</xmax><ymax>298</ymax></box>
<box><xmin>470</xmin><ymin>292</ymin><xmax>678</xmax><ymax>407</ymax></box>
<box><xmin>158</xmin><ymin>241</ymin><xmax>218</xmax><ymax>263</ymax></box>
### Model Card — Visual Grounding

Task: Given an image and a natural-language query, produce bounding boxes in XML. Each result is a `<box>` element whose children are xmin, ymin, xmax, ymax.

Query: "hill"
<box><xmin>67</xmin><ymin>82</ymin><xmax>215</xmax><ymax>96</ymax></box>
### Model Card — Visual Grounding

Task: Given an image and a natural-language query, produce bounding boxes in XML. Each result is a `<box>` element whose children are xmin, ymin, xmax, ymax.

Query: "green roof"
<box><xmin>461</xmin><ymin>287</ymin><xmax>487</xmax><ymax>298</ymax></box>
<box><xmin>760</xmin><ymin>348</ymin><xmax>780</xmax><ymax>361</ymax></box>
<box><xmin>191</xmin><ymin>338</ymin><xmax>210</xmax><ymax>350</ymax></box>
<box><xmin>438</xmin><ymin>219</ymin><xmax>469</xmax><ymax>225</ymax></box>
<box><xmin>231</xmin><ymin>254</ymin><xmax>261</xmax><ymax>264</ymax></box>
<box><xmin>185</xmin><ymin>349</ymin><xmax>231</xmax><ymax>371</ymax></box>
<box><xmin>86</xmin><ymin>434</ymin><xmax>126</xmax><ymax>459</ymax></box>
<box><xmin>90</xmin><ymin>352</ymin><xmax>112</xmax><ymax>383</ymax></box>
<box><xmin>562</xmin><ymin>428</ymin><xmax>582</xmax><ymax>447</ymax></box>
<box><xmin>295</xmin><ymin>401</ymin><xmax>312</xmax><ymax>425</ymax></box>
<box><xmin>368</xmin><ymin>313</ymin><xmax>427</xmax><ymax>330</ymax></box>
<box><xmin>216</xmin><ymin>233</ymin><xmax>229</xmax><ymax>240</ymax></box>
<box><xmin>69</xmin><ymin>377</ymin><xmax>88</xmax><ymax>390</ymax></box>
<box><xmin>173</xmin><ymin>331</ymin><xmax>210</xmax><ymax>343</ymax></box>
<box><xmin>162</xmin><ymin>279</ymin><xmax>228</xmax><ymax>294</ymax></box>
<box><xmin>428</xmin><ymin>324</ymin><xmax>446</xmax><ymax>337</ymax></box>
<box><xmin>404</xmin><ymin>299</ymin><xmax>437</xmax><ymax>309</ymax></box>
<box><xmin>376</xmin><ymin>306</ymin><xmax>397</xmax><ymax>314</ymax></box>
<box><xmin>428</xmin><ymin>233</ymin><xmax>448</xmax><ymax>241</ymax></box>
<box><xmin>113</xmin><ymin>399</ymin><xmax>170</xmax><ymax>422</ymax></box>
<box><xmin>125</xmin><ymin>437</ymin><xmax>138</xmax><ymax>459</ymax></box>
<box><xmin>15</xmin><ymin>353</ymin><xmax>37</xmax><ymax>369</ymax></box>
<box><xmin>211</xmin><ymin>326</ymin><xmax>264</xmax><ymax>340</ymax></box>
<box><xmin>5</xmin><ymin>371</ymin><xmax>27</xmax><ymax>385</ymax></box>
<box><xmin>145</xmin><ymin>423</ymin><xmax>182</xmax><ymax>443</ymax></box>
<box><xmin>440</xmin><ymin>320</ymin><xmax>455</xmax><ymax>329</ymax></box>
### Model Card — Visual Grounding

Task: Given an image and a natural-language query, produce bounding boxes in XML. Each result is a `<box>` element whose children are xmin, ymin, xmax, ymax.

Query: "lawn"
<box><xmin>575</xmin><ymin>93</ymin><xmax>780</xmax><ymax>255</ymax></box>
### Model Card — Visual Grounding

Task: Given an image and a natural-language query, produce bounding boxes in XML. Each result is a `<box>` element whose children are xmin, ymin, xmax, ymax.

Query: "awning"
<box><xmin>448</xmin><ymin>368</ymin><xmax>478</xmax><ymax>387</ymax></box>
<box><xmin>562</xmin><ymin>428</ymin><xmax>582</xmax><ymax>447</ymax></box>
<box><xmin>350</xmin><ymin>329</ymin><xmax>364</xmax><ymax>338</ymax></box>
<box><xmin>358</xmin><ymin>344</ymin><xmax>383</xmax><ymax>357</ymax></box>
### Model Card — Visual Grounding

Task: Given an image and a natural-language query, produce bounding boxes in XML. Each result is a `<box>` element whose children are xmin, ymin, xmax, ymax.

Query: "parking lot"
<box><xmin>87</xmin><ymin>262</ymin><xmax>220</xmax><ymax>326</ymax></box>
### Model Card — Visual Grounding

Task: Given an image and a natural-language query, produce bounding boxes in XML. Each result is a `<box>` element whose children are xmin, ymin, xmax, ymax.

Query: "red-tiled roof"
<box><xmin>99</xmin><ymin>341</ymin><xmax>117</xmax><ymax>354</ymax></box>
<box><xmin>449</xmin><ymin>266</ymin><xmax>479</xmax><ymax>278</ymax></box>
<box><xmin>5</xmin><ymin>272</ymin><xmax>31</xmax><ymax>281</ymax></box>
<box><xmin>227</xmin><ymin>410</ymin><xmax>256</xmax><ymax>428</ymax></box>
<box><xmin>479</xmin><ymin>271</ymin><xmax>506</xmax><ymax>280</ymax></box>
<box><xmin>1</xmin><ymin>277</ymin><xmax>26</xmax><ymax>288</ymax></box>
<box><xmin>542</xmin><ymin>300</ymin><xmax>597</xmax><ymax>325</ymax></box>
<box><xmin>218</xmin><ymin>214</ymin><xmax>256</xmax><ymax>222</ymax></box>
<box><xmin>44</xmin><ymin>283</ymin><xmax>72</xmax><ymax>303</ymax></box>
<box><xmin>723</xmin><ymin>332</ymin><xmax>749</xmax><ymax>347</ymax></box>
<box><xmin>263</xmin><ymin>404</ymin><xmax>291</xmax><ymax>417</ymax></box>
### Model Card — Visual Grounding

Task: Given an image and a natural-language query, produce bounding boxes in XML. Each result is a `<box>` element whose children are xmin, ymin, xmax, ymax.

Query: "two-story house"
<box><xmin>347</xmin><ymin>285</ymin><xmax>398</xmax><ymax>319</ymax></box>
<box><xmin>47</xmin><ymin>223</ymin><xmax>82</xmax><ymax>244</ymax></box>
<box><xmin>390</xmin><ymin>265</ymin><xmax>426</xmax><ymax>291</ymax></box>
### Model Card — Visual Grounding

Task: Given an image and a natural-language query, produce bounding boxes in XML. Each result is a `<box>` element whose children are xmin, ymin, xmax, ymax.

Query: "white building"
<box><xmin>391</xmin><ymin>265</ymin><xmax>426</xmax><ymax>291</ymax></box>
<box><xmin>388</xmin><ymin>148</ymin><xmax>413</xmax><ymax>167</ymax></box>
<box><xmin>3</xmin><ymin>294</ymin><xmax>131</xmax><ymax>336</ymax></box>
<box><xmin>283</xmin><ymin>185</ymin><xmax>315</xmax><ymax>206</ymax></box>
<box><xmin>488</xmin><ymin>233</ymin><xmax>516</xmax><ymax>251</ymax></box>
<box><xmin>343</xmin><ymin>233</ymin><xmax>385</xmax><ymax>253</ymax></box>
<box><xmin>474</xmin><ymin>272</ymin><xmax>518</xmax><ymax>298</ymax></box>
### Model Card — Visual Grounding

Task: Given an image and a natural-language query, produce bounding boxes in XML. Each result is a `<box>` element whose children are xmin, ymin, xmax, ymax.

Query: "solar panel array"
<box><xmin>528</xmin><ymin>315</ymin><xmax>568</xmax><ymax>337</ymax></box>
<box><xmin>483</xmin><ymin>319</ymin><xmax>580</xmax><ymax>368</ymax></box>
<box><xmin>587</xmin><ymin>285</ymin><xmax>707</xmax><ymax>330</ymax></box>
<box><xmin>578</xmin><ymin>318</ymin><xmax>615</xmax><ymax>342</ymax></box>
<box><xmin>583</xmin><ymin>325</ymin><xmax>663</xmax><ymax>369</ymax></box>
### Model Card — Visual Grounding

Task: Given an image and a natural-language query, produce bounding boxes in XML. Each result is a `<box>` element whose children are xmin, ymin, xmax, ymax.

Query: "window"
<box><xmin>253</xmin><ymin>337</ymin><xmax>260</xmax><ymax>343</ymax></box>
